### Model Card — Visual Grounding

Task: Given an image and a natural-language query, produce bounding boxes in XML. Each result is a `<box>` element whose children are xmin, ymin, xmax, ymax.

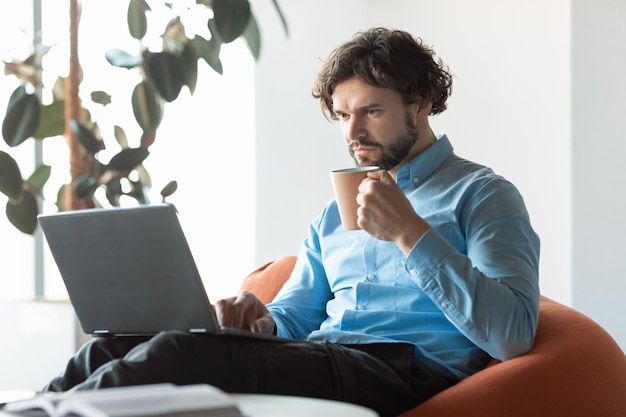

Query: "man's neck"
<box><xmin>389</xmin><ymin>128</ymin><xmax>437</xmax><ymax>179</ymax></box>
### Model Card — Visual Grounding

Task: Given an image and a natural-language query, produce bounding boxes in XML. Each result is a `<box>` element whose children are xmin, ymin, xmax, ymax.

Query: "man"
<box><xmin>42</xmin><ymin>28</ymin><xmax>540</xmax><ymax>417</ymax></box>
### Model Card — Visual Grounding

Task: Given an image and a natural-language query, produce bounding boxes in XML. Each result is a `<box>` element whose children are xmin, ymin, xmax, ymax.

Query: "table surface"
<box><xmin>231</xmin><ymin>394</ymin><xmax>379</xmax><ymax>417</ymax></box>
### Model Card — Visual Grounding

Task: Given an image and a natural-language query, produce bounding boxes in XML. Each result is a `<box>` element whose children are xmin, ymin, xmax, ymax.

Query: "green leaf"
<box><xmin>243</xmin><ymin>13</ymin><xmax>261</xmax><ymax>60</ymax></box>
<box><xmin>0</xmin><ymin>150</ymin><xmax>23</xmax><ymax>199</ymax></box>
<box><xmin>162</xmin><ymin>16</ymin><xmax>186</xmax><ymax>53</ymax></box>
<box><xmin>271</xmin><ymin>0</ymin><xmax>289</xmax><ymax>36</ymax></box>
<box><xmin>74</xmin><ymin>174</ymin><xmax>99</xmax><ymax>199</ymax></box>
<box><xmin>52</xmin><ymin>77</ymin><xmax>66</xmax><ymax>101</ymax></box>
<box><xmin>192</xmin><ymin>34</ymin><xmax>223</xmax><ymax>75</ymax></box>
<box><xmin>104</xmin><ymin>177</ymin><xmax>122</xmax><ymax>206</ymax></box>
<box><xmin>132</xmin><ymin>80</ymin><xmax>163</xmax><ymax>134</ymax></box>
<box><xmin>125</xmin><ymin>179</ymin><xmax>148</xmax><ymax>204</ymax></box>
<box><xmin>27</xmin><ymin>164</ymin><xmax>51</xmax><ymax>191</ymax></box>
<box><xmin>105</xmin><ymin>48</ymin><xmax>143</xmax><ymax>69</ymax></box>
<box><xmin>134</xmin><ymin>164</ymin><xmax>151</xmax><ymax>189</ymax></box>
<box><xmin>107</xmin><ymin>147</ymin><xmax>149</xmax><ymax>172</ymax></box>
<box><xmin>91</xmin><ymin>90</ymin><xmax>112</xmax><ymax>106</ymax></box>
<box><xmin>2</xmin><ymin>85</ymin><xmax>41</xmax><ymax>147</ymax></box>
<box><xmin>6</xmin><ymin>189</ymin><xmax>38</xmax><ymax>235</ymax></box>
<box><xmin>128</xmin><ymin>0</ymin><xmax>150</xmax><ymax>40</ymax></box>
<box><xmin>69</xmin><ymin>120</ymin><xmax>105</xmax><ymax>156</ymax></box>
<box><xmin>182</xmin><ymin>41</ymin><xmax>199</xmax><ymax>95</ymax></box>
<box><xmin>114</xmin><ymin>125</ymin><xmax>129</xmax><ymax>149</ymax></box>
<box><xmin>143</xmin><ymin>51</ymin><xmax>188</xmax><ymax>102</ymax></box>
<box><xmin>160</xmin><ymin>180</ymin><xmax>177</xmax><ymax>200</ymax></box>
<box><xmin>33</xmin><ymin>99</ymin><xmax>65</xmax><ymax>139</ymax></box>
<box><xmin>55</xmin><ymin>184</ymin><xmax>66</xmax><ymax>211</ymax></box>
<box><xmin>212</xmin><ymin>0</ymin><xmax>251</xmax><ymax>43</ymax></box>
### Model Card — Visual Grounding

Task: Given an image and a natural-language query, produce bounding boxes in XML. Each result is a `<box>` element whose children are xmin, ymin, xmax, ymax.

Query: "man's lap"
<box><xmin>44</xmin><ymin>331</ymin><xmax>455</xmax><ymax>417</ymax></box>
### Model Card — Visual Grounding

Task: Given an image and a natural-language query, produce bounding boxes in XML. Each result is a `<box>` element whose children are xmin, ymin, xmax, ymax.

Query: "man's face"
<box><xmin>331</xmin><ymin>77</ymin><xmax>419</xmax><ymax>171</ymax></box>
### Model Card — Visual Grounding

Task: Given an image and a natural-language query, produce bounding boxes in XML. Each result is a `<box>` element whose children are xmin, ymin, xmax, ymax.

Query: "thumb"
<box><xmin>367</xmin><ymin>169</ymin><xmax>394</xmax><ymax>184</ymax></box>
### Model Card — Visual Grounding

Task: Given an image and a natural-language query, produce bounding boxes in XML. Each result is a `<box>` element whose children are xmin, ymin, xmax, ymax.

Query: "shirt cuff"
<box><xmin>402</xmin><ymin>228</ymin><xmax>448</xmax><ymax>283</ymax></box>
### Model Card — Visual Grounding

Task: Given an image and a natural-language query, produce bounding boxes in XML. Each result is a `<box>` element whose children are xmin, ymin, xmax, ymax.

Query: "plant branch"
<box><xmin>64</xmin><ymin>0</ymin><xmax>93</xmax><ymax>211</ymax></box>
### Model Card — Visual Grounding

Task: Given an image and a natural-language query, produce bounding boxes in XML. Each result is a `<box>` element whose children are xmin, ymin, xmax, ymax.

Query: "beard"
<box><xmin>349</xmin><ymin>111</ymin><xmax>418</xmax><ymax>170</ymax></box>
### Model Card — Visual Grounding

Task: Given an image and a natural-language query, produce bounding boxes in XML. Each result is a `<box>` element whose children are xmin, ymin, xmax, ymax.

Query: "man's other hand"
<box><xmin>215</xmin><ymin>291</ymin><xmax>276</xmax><ymax>334</ymax></box>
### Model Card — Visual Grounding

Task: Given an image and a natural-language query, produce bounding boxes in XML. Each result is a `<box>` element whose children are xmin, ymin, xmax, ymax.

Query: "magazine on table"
<box><xmin>0</xmin><ymin>383</ymin><xmax>243</xmax><ymax>417</ymax></box>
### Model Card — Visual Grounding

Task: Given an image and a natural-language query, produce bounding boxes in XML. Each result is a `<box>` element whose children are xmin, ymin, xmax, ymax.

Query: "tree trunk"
<box><xmin>64</xmin><ymin>0</ymin><xmax>93</xmax><ymax>211</ymax></box>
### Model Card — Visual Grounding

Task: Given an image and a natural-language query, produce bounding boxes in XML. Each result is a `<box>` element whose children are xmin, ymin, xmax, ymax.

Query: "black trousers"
<box><xmin>43</xmin><ymin>331</ymin><xmax>457</xmax><ymax>417</ymax></box>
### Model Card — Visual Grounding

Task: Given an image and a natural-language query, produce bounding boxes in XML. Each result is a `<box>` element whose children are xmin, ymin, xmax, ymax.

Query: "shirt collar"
<box><xmin>395</xmin><ymin>134</ymin><xmax>454</xmax><ymax>190</ymax></box>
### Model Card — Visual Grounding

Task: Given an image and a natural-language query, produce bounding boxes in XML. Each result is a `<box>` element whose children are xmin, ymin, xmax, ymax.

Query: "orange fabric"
<box><xmin>241</xmin><ymin>257</ymin><xmax>626</xmax><ymax>417</ymax></box>
<box><xmin>402</xmin><ymin>296</ymin><xmax>626</xmax><ymax>417</ymax></box>
<box><xmin>239</xmin><ymin>256</ymin><xmax>297</xmax><ymax>304</ymax></box>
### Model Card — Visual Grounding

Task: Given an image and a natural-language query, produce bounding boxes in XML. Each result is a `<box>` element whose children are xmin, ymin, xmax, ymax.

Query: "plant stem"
<box><xmin>64</xmin><ymin>0</ymin><xmax>93</xmax><ymax>211</ymax></box>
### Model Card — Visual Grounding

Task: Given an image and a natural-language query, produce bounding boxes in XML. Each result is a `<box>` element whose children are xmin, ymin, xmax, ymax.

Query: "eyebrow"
<box><xmin>332</xmin><ymin>102</ymin><xmax>385</xmax><ymax>114</ymax></box>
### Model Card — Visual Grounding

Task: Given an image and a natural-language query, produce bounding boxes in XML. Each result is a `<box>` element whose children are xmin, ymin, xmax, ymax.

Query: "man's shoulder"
<box><xmin>438</xmin><ymin>154</ymin><xmax>523</xmax><ymax>199</ymax></box>
<box><xmin>441</xmin><ymin>153</ymin><xmax>501</xmax><ymax>181</ymax></box>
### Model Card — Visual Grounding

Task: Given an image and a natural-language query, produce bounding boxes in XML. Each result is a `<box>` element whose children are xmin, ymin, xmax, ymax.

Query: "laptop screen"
<box><xmin>38</xmin><ymin>204</ymin><xmax>219</xmax><ymax>336</ymax></box>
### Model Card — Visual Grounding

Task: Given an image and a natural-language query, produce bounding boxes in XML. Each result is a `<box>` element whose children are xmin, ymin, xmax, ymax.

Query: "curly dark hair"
<box><xmin>312</xmin><ymin>27</ymin><xmax>453</xmax><ymax>120</ymax></box>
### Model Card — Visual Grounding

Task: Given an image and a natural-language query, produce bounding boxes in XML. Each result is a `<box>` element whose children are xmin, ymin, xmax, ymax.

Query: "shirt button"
<box><xmin>409</xmin><ymin>269</ymin><xmax>418</xmax><ymax>277</ymax></box>
<box><xmin>441</xmin><ymin>301</ymin><xmax>450</xmax><ymax>309</ymax></box>
<box><xmin>365</xmin><ymin>274</ymin><xmax>376</xmax><ymax>282</ymax></box>
<box><xmin>412</xmin><ymin>177</ymin><xmax>420</xmax><ymax>184</ymax></box>
<box><xmin>355</xmin><ymin>304</ymin><xmax>365</xmax><ymax>310</ymax></box>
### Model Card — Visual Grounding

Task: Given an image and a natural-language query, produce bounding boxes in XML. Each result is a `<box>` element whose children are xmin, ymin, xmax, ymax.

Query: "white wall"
<box><xmin>571</xmin><ymin>0</ymin><xmax>626</xmax><ymax>350</ymax></box>
<box><xmin>366</xmin><ymin>0</ymin><xmax>572</xmax><ymax>305</ymax></box>
<box><xmin>253</xmin><ymin>0</ymin><xmax>368</xmax><ymax>262</ymax></box>
<box><xmin>253</xmin><ymin>0</ymin><xmax>625</xmax><ymax>351</ymax></box>
<box><xmin>0</xmin><ymin>301</ymin><xmax>77</xmax><ymax>390</ymax></box>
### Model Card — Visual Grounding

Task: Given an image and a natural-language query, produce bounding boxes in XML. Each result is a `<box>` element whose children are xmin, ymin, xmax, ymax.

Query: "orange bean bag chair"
<box><xmin>240</xmin><ymin>256</ymin><xmax>626</xmax><ymax>417</ymax></box>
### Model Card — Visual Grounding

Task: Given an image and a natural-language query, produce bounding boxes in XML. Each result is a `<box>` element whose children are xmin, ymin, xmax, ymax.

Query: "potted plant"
<box><xmin>1</xmin><ymin>0</ymin><xmax>288</xmax><ymax>234</ymax></box>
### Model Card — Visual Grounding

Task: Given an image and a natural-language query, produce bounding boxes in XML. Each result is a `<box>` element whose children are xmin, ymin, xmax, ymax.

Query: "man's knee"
<box><xmin>122</xmin><ymin>331</ymin><xmax>234</xmax><ymax>367</ymax></box>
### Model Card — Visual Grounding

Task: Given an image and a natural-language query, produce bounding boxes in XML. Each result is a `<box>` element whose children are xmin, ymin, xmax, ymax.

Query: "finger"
<box><xmin>228</xmin><ymin>291</ymin><xmax>256</xmax><ymax>329</ymax></box>
<box><xmin>223</xmin><ymin>291</ymin><xmax>268</xmax><ymax>331</ymax></box>
<box><xmin>215</xmin><ymin>297</ymin><xmax>236</xmax><ymax>328</ymax></box>
<box><xmin>252</xmin><ymin>315</ymin><xmax>276</xmax><ymax>334</ymax></box>
<box><xmin>358</xmin><ymin>175</ymin><xmax>380</xmax><ymax>194</ymax></box>
<box><xmin>367</xmin><ymin>169</ymin><xmax>394</xmax><ymax>184</ymax></box>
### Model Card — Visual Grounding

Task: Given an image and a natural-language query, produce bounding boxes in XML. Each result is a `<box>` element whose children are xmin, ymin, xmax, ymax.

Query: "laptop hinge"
<box><xmin>189</xmin><ymin>328</ymin><xmax>208</xmax><ymax>333</ymax></box>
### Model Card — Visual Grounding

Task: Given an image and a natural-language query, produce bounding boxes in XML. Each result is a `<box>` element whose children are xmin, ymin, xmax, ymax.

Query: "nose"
<box><xmin>343</xmin><ymin>114</ymin><xmax>365</xmax><ymax>145</ymax></box>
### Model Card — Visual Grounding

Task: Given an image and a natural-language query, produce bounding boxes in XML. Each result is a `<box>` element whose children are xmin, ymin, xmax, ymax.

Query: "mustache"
<box><xmin>348</xmin><ymin>139</ymin><xmax>381</xmax><ymax>150</ymax></box>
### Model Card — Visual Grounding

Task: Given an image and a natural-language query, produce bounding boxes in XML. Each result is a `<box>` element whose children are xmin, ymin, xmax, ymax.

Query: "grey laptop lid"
<box><xmin>38</xmin><ymin>204</ymin><xmax>219</xmax><ymax>336</ymax></box>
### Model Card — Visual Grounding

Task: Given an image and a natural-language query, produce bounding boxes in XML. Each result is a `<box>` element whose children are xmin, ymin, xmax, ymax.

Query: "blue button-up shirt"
<box><xmin>267</xmin><ymin>134</ymin><xmax>540</xmax><ymax>379</ymax></box>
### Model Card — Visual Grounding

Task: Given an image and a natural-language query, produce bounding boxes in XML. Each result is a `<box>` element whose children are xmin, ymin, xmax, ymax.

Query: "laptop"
<box><xmin>38</xmin><ymin>204</ymin><xmax>220</xmax><ymax>337</ymax></box>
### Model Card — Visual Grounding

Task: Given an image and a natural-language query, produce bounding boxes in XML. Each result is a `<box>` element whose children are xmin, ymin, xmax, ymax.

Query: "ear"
<box><xmin>416</xmin><ymin>101</ymin><xmax>433</xmax><ymax>119</ymax></box>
